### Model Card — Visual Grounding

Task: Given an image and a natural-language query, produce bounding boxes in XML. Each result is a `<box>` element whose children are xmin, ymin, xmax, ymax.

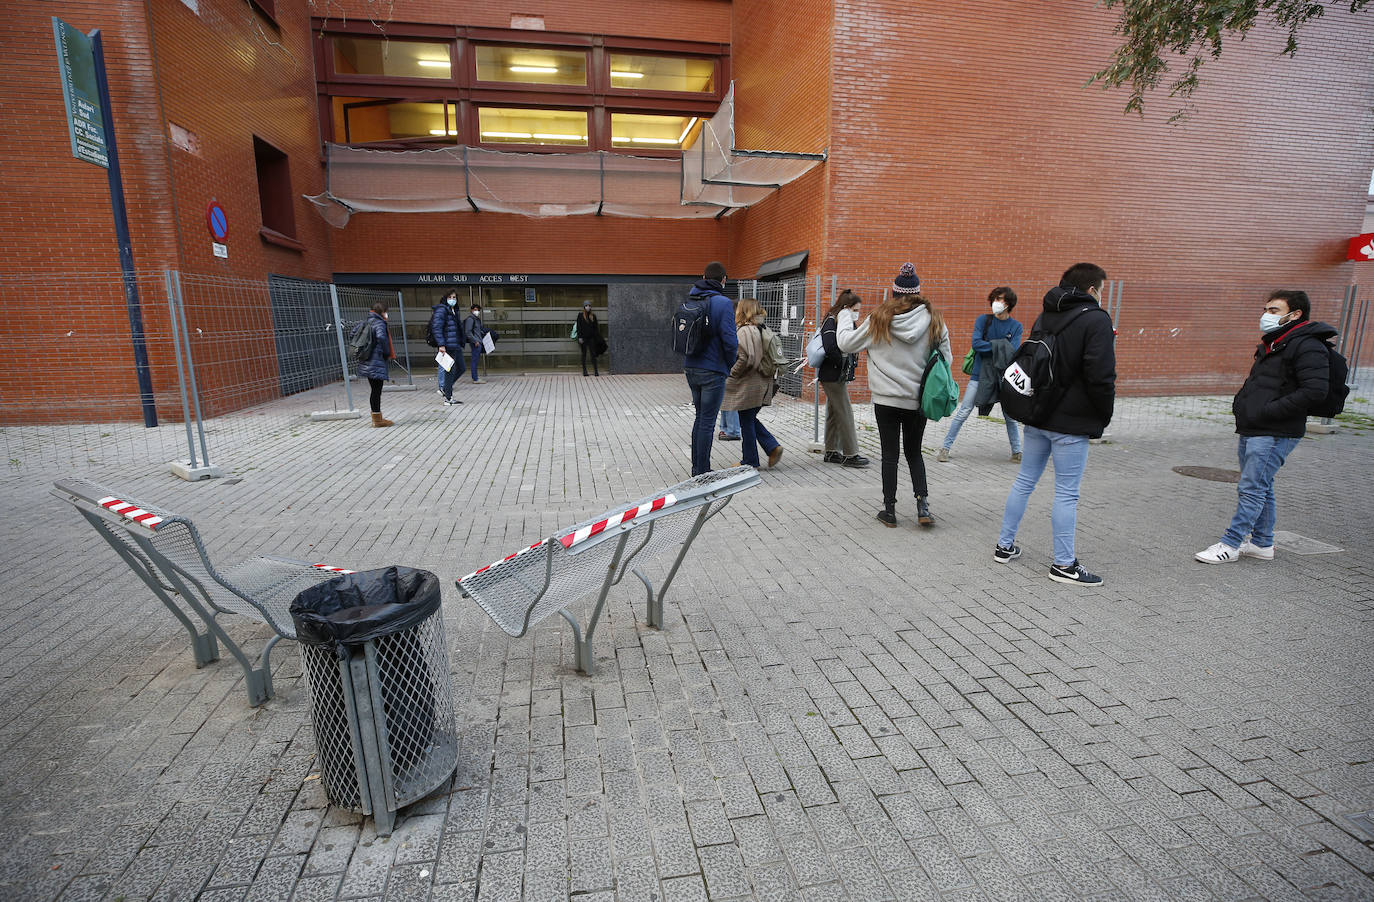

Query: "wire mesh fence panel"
<box><xmin>0</xmin><ymin>271</ymin><xmax>196</xmax><ymax>477</ymax></box>
<box><xmin>335</xmin><ymin>286</ymin><xmax>410</xmax><ymax>387</ymax></box>
<box><xmin>724</xmin><ymin>275</ymin><xmax>808</xmax><ymax>397</ymax></box>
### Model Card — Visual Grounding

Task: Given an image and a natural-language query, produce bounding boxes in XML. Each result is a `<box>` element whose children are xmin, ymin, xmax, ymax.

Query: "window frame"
<box><xmin>252</xmin><ymin>135</ymin><xmax>300</xmax><ymax>248</ymax></box>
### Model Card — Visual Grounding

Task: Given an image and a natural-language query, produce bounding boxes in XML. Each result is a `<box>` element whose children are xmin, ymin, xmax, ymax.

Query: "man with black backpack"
<box><xmin>1195</xmin><ymin>289</ymin><xmax>1343</xmax><ymax>565</ymax></box>
<box><xmin>995</xmin><ymin>263</ymin><xmax>1116</xmax><ymax>586</ymax></box>
<box><xmin>678</xmin><ymin>261</ymin><xmax>739</xmax><ymax>476</ymax></box>
<box><xmin>429</xmin><ymin>291</ymin><xmax>465</xmax><ymax>405</ymax></box>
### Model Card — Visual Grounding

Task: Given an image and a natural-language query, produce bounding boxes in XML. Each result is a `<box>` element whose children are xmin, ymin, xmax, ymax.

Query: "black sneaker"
<box><xmin>1048</xmin><ymin>561</ymin><xmax>1103</xmax><ymax>586</ymax></box>
<box><xmin>916</xmin><ymin>496</ymin><xmax>933</xmax><ymax>527</ymax></box>
<box><xmin>823</xmin><ymin>451</ymin><xmax>844</xmax><ymax>463</ymax></box>
<box><xmin>876</xmin><ymin>506</ymin><xmax>897</xmax><ymax>527</ymax></box>
<box><xmin>842</xmin><ymin>455</ymin><xmax>870</xmax><ymax>468</ymax></box>
<box><xmin>993</xmin><ymin>543</ymin><xmax>1021</xmax><ymax>563</ymax></box>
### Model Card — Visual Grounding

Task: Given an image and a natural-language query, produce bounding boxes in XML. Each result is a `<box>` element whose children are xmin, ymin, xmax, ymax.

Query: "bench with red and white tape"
<box><xmin>459</xmin><ymin>539</ymin><xmax>550</xmax><ymax>584</ymax></box>
<box><xmin>557</xmin><ymin>493</ymin><xmax>678</xmax><ymax>550</ymax></box>
<box><xmin>98</xmin><ymin>496</ymin><xmax>166</xmax><ymax>530</ymax></box>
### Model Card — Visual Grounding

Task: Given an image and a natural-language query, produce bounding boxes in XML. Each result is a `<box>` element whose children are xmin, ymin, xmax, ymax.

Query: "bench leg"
<box><xmin>569</xmin><ymin>531</ymin><xmax>631</xmax><ymax>677</ymax></box>
<box><xmin>641</xmin><ymin>502</ymin><xmax>716</xmax><ymax>629</ymax></box>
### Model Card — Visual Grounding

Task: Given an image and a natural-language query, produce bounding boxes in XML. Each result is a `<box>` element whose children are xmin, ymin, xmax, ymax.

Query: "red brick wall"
<box><xmin>1</xmin><ymin>0</ymin><xmax>331</xmax><ymax>424</ymax></box>
<box><xmin>313</xmin><ymin>0</ymin><xmax>731</xmax><ymax>41</ymax></box>
<box><xmin>825</xmin><ymin>1</ymin><xmax>1374</xmax><ymax>401</ymax></box>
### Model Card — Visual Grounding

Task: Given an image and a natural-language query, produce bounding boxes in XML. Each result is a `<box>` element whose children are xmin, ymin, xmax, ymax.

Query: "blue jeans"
<box><xmin>439</xmin><ymin>351</ymin><xmax>462</xmax><ymax>398</ymax></box>
<box><xmin>470</xmin><ymin>343</ymin><xmax>483</xmax><ymax>380</ymax></box>
<box><xmin>999</xmin><ymin>426</ymin><xmax>1090</xmax><ymax>566</ymax></box>
<box><xmin>942</xmin><ymin>379</ymin><xmax>1021</xmax><ymax>453</ymax></box>
<box><xmin>738</xmin><ymin>407</ymin><xmax>779</xmax><ymax>467</ymax></box>
<box><xmin>685</xmin><ymin>368</ymin><xmax>726</xmax><ymax>475</ymax></box>
<box><xmin>719</xmin><ymin>409</ymin><xmax>740</xmax><ymax>437</ymax></box>
<box><xmin>1221</xmin><ymin>435</ymin><xmax>1300</xmax><ymax>549</ymax></box>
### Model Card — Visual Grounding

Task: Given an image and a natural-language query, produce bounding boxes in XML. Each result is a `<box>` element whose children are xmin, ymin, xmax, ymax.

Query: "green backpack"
<box><xmin>757</xmin><ymin>325</ymin><xmax>787</xmax><ymax>379</ymax></box>
<box><xmin>920</xmin><ymin>348</ymin><xmax>960</xmax><ymax>420</ymax></box>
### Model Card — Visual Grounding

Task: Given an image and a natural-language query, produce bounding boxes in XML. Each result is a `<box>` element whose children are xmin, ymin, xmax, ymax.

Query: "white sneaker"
<box><xmin>1238</xmin><ymin>541</ymin><xmax>1275</xmax><ymax>561</ymax></box>
<box><xmin>1195</xmin><ymin>542</ymin><xmax>1240</xmax><ymax>564</ymax></box>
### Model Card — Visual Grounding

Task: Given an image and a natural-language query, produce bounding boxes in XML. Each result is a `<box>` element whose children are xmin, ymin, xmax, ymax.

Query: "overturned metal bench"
<box><xmin>52</xmin><ymin>478</ymin><xmax>357</xmax><ymax>706</ymax></box>
<box><xmin>457</xmin><ymin>466</ymin><xmax>760</xmax><ymax>674</ymax></box>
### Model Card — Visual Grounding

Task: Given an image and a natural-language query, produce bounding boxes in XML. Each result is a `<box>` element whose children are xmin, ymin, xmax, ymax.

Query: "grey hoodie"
<box><xmin>837</xmin><ymin>304</ymin><xmax>952</xmax><ymax>410</ymax></box>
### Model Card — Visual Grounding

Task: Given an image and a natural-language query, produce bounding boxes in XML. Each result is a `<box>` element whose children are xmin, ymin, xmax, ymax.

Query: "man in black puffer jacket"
<box><xmin>1196</xmin><ymin>290</ymin><xmax>1335</xmax><ymax>565</ymax></box>
<box><xmin>995</xmin><ymin>263</ymin><xmax>1116</xmax><ymax>587</ymax></box>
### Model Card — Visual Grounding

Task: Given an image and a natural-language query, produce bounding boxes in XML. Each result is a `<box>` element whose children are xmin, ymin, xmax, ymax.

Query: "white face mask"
<box><xmin>446</xmin><ymin>297</ymin><xmax>457</xmax><ymax>306</ymax></box>
<box><xmin>1260</xmin><ymin>312</ymin><xmax>1288</xmax><ymax>333</ymax></box>
<box><xmin>471</xmin><ymin>310</ymin><xmax>481</xmax><ymax>319</ymax></box>
<box><xmin>991</xmin><ymin>301</ymin><xmax>1007</xmax><ymax>315</ymax></box>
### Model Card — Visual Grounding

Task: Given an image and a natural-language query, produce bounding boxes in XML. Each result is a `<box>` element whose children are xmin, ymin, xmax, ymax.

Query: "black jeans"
<box><xmin>580</xmin><ymin>341</ymin><xmax>598</xmax><ymax>374</ymax></box>
<box><xmin>368</xmin><ymin>378</ymin><xmax>384</xmax><ymax>413</ymax></box>
<box><xmin>874</xmin><ymin>403</ymin><xmax>928</xmax><ymax>504</ymax></box>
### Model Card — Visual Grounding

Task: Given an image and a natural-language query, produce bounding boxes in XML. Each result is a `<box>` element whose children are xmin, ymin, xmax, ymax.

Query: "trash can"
<box><xmin>291</xmin><ymin>566</ymin><xmax>457</xmax><ymax>835</ymax></box>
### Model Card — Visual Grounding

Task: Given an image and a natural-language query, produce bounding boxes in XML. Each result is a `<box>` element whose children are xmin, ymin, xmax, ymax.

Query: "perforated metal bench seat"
<box><xmin>457</xmin><ymin>466</ymin><xmax>760</xmax><ymax>674</ymax></box>
<box><xmin>52</xmin><ymin>477</ymin><xmax>358</xmax><ymax>706</ymax></box>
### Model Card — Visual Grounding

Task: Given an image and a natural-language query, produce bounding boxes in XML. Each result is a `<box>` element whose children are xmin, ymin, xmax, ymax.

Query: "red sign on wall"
<box><xmin>1348</xmin><ymin>232</ymin><xmax>1374</xmax><ymax>261</ymax></box>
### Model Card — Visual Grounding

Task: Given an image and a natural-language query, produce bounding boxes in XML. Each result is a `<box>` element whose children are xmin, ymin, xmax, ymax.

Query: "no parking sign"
<box><xmin>206</xmin><ymin>200</ymin><xmax>228</xmax><ymax>257</ymax></box>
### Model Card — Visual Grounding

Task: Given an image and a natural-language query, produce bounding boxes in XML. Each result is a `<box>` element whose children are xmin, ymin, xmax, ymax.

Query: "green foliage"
<box><xmin>1091</xmin><ymin>0</ymin><xmax>1370</xmax><ymax>120</ymax></box>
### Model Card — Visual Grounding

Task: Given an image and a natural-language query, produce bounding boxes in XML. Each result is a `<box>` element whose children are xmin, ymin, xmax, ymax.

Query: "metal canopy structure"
<box><xmin>306</xmin><ymin>83</ymin><xmax>824</xmax><ymax>225</ymax></box>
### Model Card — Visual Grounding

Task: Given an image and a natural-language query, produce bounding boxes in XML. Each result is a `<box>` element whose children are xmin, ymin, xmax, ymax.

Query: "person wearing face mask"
<box><xmin>994</xmin><ymin>263</ymin><xmax>1115</xmax><ymax>586</ymax></box>
<box><xmin>431</xmin><ymin>291</ymin><xmax>465</xmax><ymax>405</ymax></box>
<box><xmin>1195</xmin><ymin>290</ymin><xmax>1338</xmax><ymax>565</ymax></box>
<box><xmin>575</xmin><ymin>300</ymin><xmax>600</xmax><ymax>377</ymax></box>
<box><xmin>464</xmin><ymin>303</ymin><xmax>488</xmax><ymax>384</ymax></box>
<box><xmin>938</xmin><ymin>287</ymin><xmax>1023</xmax><ymax>462</ymax></box>
<box><xmin>358</xmin><ymin>300</ymin><xmax>396</xmax><ymax>427</ymax></box>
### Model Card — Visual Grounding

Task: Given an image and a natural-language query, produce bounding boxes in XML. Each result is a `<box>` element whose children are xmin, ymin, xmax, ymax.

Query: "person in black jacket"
<box><xmin>818</xmin><ymin>289</ymin><xmax>869</xmax><ymax>468</ymax></box>
<box><xmin>995</xmin><ymin>263</ymin><xmax>1116</xmax><ymax>586</ymax></box>
<box><xmin>1196</xmin><ymin>290</ymin><xmax>1335</xmax><ymax>564</ymax></box>
<box><xmin>575</xmin><ymin>301</ymin><xmax>600</xmax><ymax>377</ymax></box>
<box><xmin>463</xmin><ymin>303</ymin><xmax>487</xmax><ymax>384</ymax></box>
<box><xmin>430</xmin><ymin>291</ymin><xmax>465</xmax><ymax>405</ymax></box>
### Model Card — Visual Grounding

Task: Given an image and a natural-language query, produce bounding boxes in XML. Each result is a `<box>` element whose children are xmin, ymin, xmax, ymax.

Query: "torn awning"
<box><xmin>306</xmin><ymin>82</ymin><xmax>824</xmax><ymax>226</ymax></box>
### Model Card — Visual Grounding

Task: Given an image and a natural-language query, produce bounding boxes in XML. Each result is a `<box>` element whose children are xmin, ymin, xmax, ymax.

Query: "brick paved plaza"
<box><xmin>2</xmin><ymin>374</ymin><xmax>1372</xmax><ymax>901</ymax></box>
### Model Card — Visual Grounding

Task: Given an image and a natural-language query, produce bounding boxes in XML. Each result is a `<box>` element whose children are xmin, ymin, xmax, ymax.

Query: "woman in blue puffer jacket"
<box><xmin>359</xmin><ymin>301</ymin><xmax>395</xmax><ymax>427</ymax></box>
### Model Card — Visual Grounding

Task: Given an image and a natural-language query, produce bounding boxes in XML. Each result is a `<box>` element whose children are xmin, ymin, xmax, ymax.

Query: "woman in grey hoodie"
<box><xmin>838</xmin><ymin>263</ymin><xmax>951</xmax><ymax>527</ymax></box>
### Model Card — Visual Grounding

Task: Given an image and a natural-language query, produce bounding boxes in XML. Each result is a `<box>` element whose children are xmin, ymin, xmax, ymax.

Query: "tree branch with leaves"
<box><xmin>1092</xmin><ymin>0</ymin><xmax>1370</xmax><ymax>120</ymax></box>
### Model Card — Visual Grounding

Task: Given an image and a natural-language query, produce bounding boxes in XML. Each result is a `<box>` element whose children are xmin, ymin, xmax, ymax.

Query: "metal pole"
<box><xmin>394</xmin><ymin>290</ymin><xmax>413</xmax><ymax>386</ymax></box>
<box><xmin>330</xmin><ymin>284</ymin><xmax>356</xmax><ymax>412</ymax></box>
<box><xmin>170</xmin><ymin>271</ymin><xmax>211</xmax><ymax>466</ymax></box>
<box><xmin>813</xmin><ymin>273</ymin><xmax>822</xmax><ymax>443</ymax></box>
<box><xmin>91</xmin><ymin>30</ymin><xmax>156</xmax><ymax>428</ymax></box>
<box><xmin>164</xmin><ymin>271</ymin><xmax>198</xmax><ymax>469</ymax></box>
<box><xmin>1349</xmin><ymin>286</ymin><xmax>1369</xmax><ymax>390</ymax></box>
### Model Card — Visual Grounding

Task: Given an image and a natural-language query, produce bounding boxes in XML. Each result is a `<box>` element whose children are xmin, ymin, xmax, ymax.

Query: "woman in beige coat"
<box><xmin>722</xmin><ymin>296</ymin><xmax>784</xmax><ymax>468</ymax></box>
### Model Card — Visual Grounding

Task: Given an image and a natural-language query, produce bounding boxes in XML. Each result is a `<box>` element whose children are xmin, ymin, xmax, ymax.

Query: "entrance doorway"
<box><xmin>398</xmin><ymin>284</ymin><xmax>608</xmax><ymax>373</ymax></box>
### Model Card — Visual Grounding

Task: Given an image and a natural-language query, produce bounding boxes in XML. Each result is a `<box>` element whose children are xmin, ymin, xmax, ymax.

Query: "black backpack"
<box><xmin>423</xmin><ymin>305</ymin><xmax>448</xmax><ymax>348</ymax></box>
<box><xmin>1307</xmin><ymin>339</ymin><xmax>1350</xmax><ymax>418</ymax></box>
<box><xmin>998</xmin><ymin>306</ymin><xmax>1098</xmax><ymax>425</ymax></box>
<box><xmin>349</xmin><ymin>319</ymin><xmax>376</xmax><ymax>363</ymax></box>
<box><xmin>671</xmin><ymin>297</ymin><xmax>711</xmax><ymax>355</ymax></box>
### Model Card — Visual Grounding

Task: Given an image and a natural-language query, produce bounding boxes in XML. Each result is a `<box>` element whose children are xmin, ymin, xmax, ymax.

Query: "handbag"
<box><xmin>805</xmin><ymin>331</ymin><xmax>826</xmax><ymax>368</ymax></box>
<box><xmin>961</xmin><ymin>347</ymin><xmax>976</xmax><ymax>375</ymax></box>
<box><xmin>920</xmin><ymin>349</ymin><xmax>960</xmax><ymax>421</ymax></box>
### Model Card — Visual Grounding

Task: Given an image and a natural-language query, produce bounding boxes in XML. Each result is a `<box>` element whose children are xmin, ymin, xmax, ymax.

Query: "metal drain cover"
<box><xmin>1173</xmin><ymin>466</ymin><xmax>1241</xmax><ymax>483</ymax></box>
<box><xmin>1274</xmin><ymin>531</ymin><xmax>1343</xmax><ymax>555</ymax></box>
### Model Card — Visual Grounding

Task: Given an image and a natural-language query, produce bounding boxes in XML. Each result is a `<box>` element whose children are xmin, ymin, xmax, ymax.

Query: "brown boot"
<box><xmin>371</xmin><ymin>412</ymin><xmax>393</xmax><ymax>428</ymax></box>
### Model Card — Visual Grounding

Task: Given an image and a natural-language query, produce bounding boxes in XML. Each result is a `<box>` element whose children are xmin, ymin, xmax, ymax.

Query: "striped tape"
<box><xmin>97</xmin><ymin>497</ymin><xmax>165</xmax><ymax>530</ymax></box>
<box><xmin>558</xmin><ymin>493</ymin><xmax>677</xmax><ymax>549</ymax></box>
<box><xmin>312</xmin><ymin>564</ymin><xmax>356</xmax><ymax>574</ymax></box>
<box><xmin>460</xmin><ymin>539</ymin><xmax>549</xmax><ymax>584</ymax></box>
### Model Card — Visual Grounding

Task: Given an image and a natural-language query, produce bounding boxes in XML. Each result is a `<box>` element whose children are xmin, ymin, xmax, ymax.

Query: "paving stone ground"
<box><xmin>1</xmin><ymin>373</ymin><xmax>1372</xmax><ymax>902</ymax></box>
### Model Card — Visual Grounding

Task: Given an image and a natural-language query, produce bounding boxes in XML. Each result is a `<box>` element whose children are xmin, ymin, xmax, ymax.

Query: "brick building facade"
<box><xmin>3</xmin><ymin>0</ymin><xmax>1371</xmax><ymax>422</ymax></box>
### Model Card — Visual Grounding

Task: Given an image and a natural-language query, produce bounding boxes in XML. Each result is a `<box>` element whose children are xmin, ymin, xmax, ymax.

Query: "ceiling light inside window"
<box><xmin>482</xmin><ymin>131</ymin><xmax>535</xmax><ymax>139</ymax></box>
<box><xmin>416</xmin><ymin>59</ymin><xmax>450</xmax><ymax>68</ymax></box>
<box><xmin>677</xmin><ymin>117</ymin><xmax>699</xmax><ymax>144</ymax></box>
<box><xmin>510</xmin><ymin>66</ymin><xmax>558</xmax><ymax>74</ymax></box>
<box><xmin>631</xmin><ymin>137</ymin><xmax>679</xmax><ymax>145</ymax></box>
<box><xmin>428</xmin><ymin>129</ymin><xmax>458</xmax><ymax>136</ymax></box>
<box><xmin>610</xmin><ymin>71</ymin><xmax>643</xmax><ymax>79</ymax></box>
<box><xmin>532</xmin><ymin>133</ymin><xmax>587</xmax><ymax>141</ymax></box>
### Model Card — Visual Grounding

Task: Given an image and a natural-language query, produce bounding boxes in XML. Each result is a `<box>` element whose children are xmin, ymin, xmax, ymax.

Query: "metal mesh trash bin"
<box><xmin>291</xmin><ymin>567</ymin><xmax>458</xmax><ymax>835</ymax></box>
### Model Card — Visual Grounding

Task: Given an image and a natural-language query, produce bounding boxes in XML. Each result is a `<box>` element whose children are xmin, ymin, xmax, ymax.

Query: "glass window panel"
<box><xmin>610</xmin><ymin>113</ymin><xmax>697</xmax><ymax>149</ymax></box>
<box><xmin>478</xmin><ymin>108</ymin><xmax>588</xmax><ymax>146</ymax></box>
<box><xmin>608</xmin><ymin>54</ymin><xmax>714</xmax><ymax>93</ymax></box>
<box><xmin>333</xmin><ymin>37</ymin><xmax>452</xmax><ymax>79</ymax></box>
<box><xmin>333</xmin><ymin>99</ymin><xmax>458</xmax><ymax>143</ymax></box>
<box><xmin>475</xmin><ymin>45</ymin><xmax>587</xmax><ymax>86</ymax></box>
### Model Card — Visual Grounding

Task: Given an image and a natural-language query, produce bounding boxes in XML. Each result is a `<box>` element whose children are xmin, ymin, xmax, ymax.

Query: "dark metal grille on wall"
<box><xmin>725</xmin><ymin>276</ymin><xmax>807</xmax><ymax>398</ymax></box>
<box><xmin>266</xmin><ymin>275</ymin><xmax>336</xmax><ymax>396</ymax></box>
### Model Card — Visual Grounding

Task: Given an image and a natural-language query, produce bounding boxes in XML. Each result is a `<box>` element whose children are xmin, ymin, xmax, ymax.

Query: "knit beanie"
<box><xmin>892</xmin><ymin>262</ymin><xmax>921</xmax><ymax>295</ymax></box>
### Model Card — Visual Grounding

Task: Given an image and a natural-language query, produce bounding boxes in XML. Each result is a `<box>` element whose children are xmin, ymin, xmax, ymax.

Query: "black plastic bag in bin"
<box><xmin>290</xmin><ymin>566</ymin><xmax>440</xmax><ymax>648</ymax></box>
<box><xmin>291</xmin><ymin>567</ymin><xmax>442</xmax><ymax>773</ymax></box>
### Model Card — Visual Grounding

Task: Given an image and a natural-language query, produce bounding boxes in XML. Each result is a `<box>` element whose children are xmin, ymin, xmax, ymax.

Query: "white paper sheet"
<box><xmin>482</xmin><ymin>333</ymin><xmax>496</xmax><ymax>354</ymax></box>
<box><xmin>435</xmin><ymin>350</ymin><xmax>455</xmax><ymax>372</ymax></box>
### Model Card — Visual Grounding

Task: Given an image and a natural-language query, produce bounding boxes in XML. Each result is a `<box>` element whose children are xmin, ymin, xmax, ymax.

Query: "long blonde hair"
<box><xmin>735</xmin><ymin>296</ymin><xmax>765</xmax><ymax>327</ymax></box>
<box><xmin>867</xmin><ymin>293</ymin><xmax>945</xmax><ymax>346</ymax></box>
